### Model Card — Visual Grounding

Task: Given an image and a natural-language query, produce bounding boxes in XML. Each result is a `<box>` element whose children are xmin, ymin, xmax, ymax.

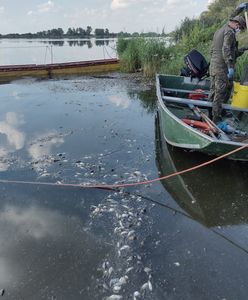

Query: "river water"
<box><xmin>0</xmin><ymin>38</ymin><xmax>117</xmax><ymax>65</ymax></box>
<box><xmin>0</xmin><ymin>40</ymin><xmax>248</xmax><ymax>300</ymax></box>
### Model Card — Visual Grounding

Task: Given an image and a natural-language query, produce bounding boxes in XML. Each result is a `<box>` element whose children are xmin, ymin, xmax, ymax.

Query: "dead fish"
<box><xmin>133</xmin><ymin>171</ymin><xmax>141</xmax><ymax>177</ymax></box>
<box><xmin>128</xmin><ymin>235</ymin><xmax>136</xmax><ymax>241</ymax></box>
<box><xmin>141</xmin><ymin>280</ymin><xmax>152</xmax><ymax>292</ymax></box>
<box><xmin>121</xmin><ymin>213</ymin><xmax>128</xmax><ymax>218</ymax></box>
<box><xmin>127</xmin><ymin>230</ymin><xmax>135</xmax><ymax>237</ymax></box>
<box><xmin>102</xmin><ymin>261</ymin><xmax>109</xmax><ymax>270</ymax></box>
<box><xmin>108</xmin><ymin>267</ymin><xmax>114</xmax><ymax>276</ymax></box>
<box><xmin>106</xmin><ymin>295</ymin><xmax>123</xmax><ymax>300</ymax></box>
<box><xmin>120</xmin><ymin>231</ymin><xmax>128</xmax><ymax>236</ymax></box>
<box><xmin>141</xmin><ymin>282</ymin><xmax>149</xmax><ymax>291</ymax></box>
<box><xmin>107</xmin><ymin>199</ymin><xmax>118</xmax><ymax>204</ymax></box>
<box><xmin>133</xmin><ymin>291</ymin><xmax>141</xmax><ymax>299</ymax></box>
<box><xmin>118</xmin><ymin>276</ymin><xmax>128</xmax><ymax>285</ymax></box>
<box><xmin>110</xmin><ymin>278</ymin><xmax>119</xmax><ymax>287</ymax></box>
<box><xmin>122</xmin><ymin>205</ymin><xmax>130</xmax><ymax>209</ymax></box>
<box><xmin>92</xmin><ymin>207</ymin><xmax>101</xmax><ymax>215</ymax></box>
<box><xmin>114</xmin><ymin>227</ymin><xmax>122</xmax><ymax>234</ymax></box>
<box><xmin>148</xmin><ymin>280</ymin><xmax>153</xmax><ymax>291</ymax></box>
<box><xmin>144</xmin><ymin>267</ymin><xmax>152</xmax><ymax>274</ymax></box>
<box><xmin>125</xmin><ymin>267</ymin><xmax>134</xmax><ymax>274</ymax></box>
<box><xmin>113</xmin><ymin>285</ymin><xmax>122</xmax><ymax>293</ymax></box>
<box><xmin>120</xmin><ymin>245</ymin><xmax>130</xmax><ymax>251</ymax></box>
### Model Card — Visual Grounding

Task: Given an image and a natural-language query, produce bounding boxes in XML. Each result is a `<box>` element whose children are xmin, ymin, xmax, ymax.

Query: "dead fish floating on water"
<box><xmin>144</xmin><ymin>267</ymin><xmax>152</xmax><ymax>274</ymax></box>
<box><xmin>140</xmin><ymin>280</ymin><xmax>153</xmax><ymax>292</ymax></box>
<box><xmin>106</xmin><ymin>295</ymin><xmax>123</xmax><ymax>300</ymax></box>
<box><xmin>112</xmin><ymin>285</ymin><xmax>122</xmax><ymax>293</ymax></box>
<box><xmin>119</xmin><ymin>245</ymin><xmax>130</xmax><ymax>252</ymax></box>
<box><xmin>133</xmin><ymin>291</ymin><xmax>141</xmax><ymax>300</ymax></box>
<box><xmin>125</xmin><ymin>266</ymin><xmax>134</xmax><ymax>274</ymax></box>
<box><xmin>109</xmin><ymin>278</ymin><xmax>119</xmax><ymax>287</ymax></box>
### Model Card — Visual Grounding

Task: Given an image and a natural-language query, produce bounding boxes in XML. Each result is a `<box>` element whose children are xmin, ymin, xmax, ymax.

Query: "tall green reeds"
<box><xmin>117</xmin><ymin>37</ymin><xmax>145</xmax><ymax>73</ymax></box>
<box><xmin>235</xmin><ymin>52</ymin><xmax>248</xmax><ymax>81</ymax></box>
<box><xmin>117</xmin><ymin>37</ymin><xmax>170</xmax><ymax>77</ymax></box>
<box><xmin>141</xmin><ymin>39</ymin><xmax>170</xmax><ymax>77</ymax></box>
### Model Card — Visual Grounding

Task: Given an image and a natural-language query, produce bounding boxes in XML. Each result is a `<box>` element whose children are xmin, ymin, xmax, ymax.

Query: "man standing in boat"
<box><xmin>209</xmin><ymin>3</ymin><xmax>248</xmax><ymax>124</ymax></box>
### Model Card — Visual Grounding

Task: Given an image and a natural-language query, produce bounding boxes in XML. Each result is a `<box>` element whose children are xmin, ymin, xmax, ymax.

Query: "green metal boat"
<box><xmin>156</xmin><ymin>74</ymin><xmax>248</xmax><ymax>161</ymax></box>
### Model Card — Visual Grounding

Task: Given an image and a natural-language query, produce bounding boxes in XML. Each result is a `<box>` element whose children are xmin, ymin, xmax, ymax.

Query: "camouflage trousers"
<box><xmin>209</xmin><ymin>74</ymin><xmax>232</xmax><ymax>123</ymax></box>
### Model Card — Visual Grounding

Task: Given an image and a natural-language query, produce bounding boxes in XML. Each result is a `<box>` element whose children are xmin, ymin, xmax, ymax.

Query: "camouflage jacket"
<box><xmin>210</xmin><ymin>24</ymin><xmax>238</xmax><ymax>75</ymax></box>
<box><xmin>210</xmin><ymin>8</ymin><xmax>243</xmax><ymax>75</ymax></box>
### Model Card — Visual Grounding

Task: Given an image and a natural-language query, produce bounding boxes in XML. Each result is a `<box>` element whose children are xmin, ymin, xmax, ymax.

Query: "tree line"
<box><xmin>0</xmin><ymin>26</ymin><xmax>167</xmax><ymax>39</ymax></box>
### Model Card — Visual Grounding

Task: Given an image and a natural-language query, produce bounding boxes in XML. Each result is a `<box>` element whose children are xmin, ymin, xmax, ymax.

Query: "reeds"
<box><xmin>117</xmin><ymin>38</ymin><xmax>145</xmax><ymax>73</ymax></box>
<box><xmin>235</xmin><ymin>52</ymin><xmax>248</xmax><ymax>82</ymax></box>
<box><xmin>117</xmin><ymin>37</ymin><xmax>170</xmax><ymax>77</ymax></box>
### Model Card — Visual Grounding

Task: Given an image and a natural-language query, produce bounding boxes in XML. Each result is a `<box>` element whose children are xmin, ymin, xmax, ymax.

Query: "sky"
<box><xmin>0</xmin><ymin>0</ymin><xmax>214</xmax><ymax>34</ymax></box>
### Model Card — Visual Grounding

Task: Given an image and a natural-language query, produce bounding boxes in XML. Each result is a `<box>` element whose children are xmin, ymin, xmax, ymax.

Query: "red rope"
<box><xmin>0</xmin><ymin>143</ymin><xmax>247</xmax><ymax>189</ymax></box>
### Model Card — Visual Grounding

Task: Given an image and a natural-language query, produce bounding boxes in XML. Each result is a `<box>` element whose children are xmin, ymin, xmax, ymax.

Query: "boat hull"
<box><xmin>156</xmin><ymin>74</ymin><xmax>248</xmax><ymax>161</ymax></box>
<box><xmin>0</xmin><ymin>59</ymin><xmax>120</xmax><ymax>81</ymax></box>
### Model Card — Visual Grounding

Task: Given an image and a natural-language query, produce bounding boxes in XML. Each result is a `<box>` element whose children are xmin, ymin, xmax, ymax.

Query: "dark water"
<box><xmin>0</xmin><ymin>73</ymin><xmax>248</xmax><ymax>299</ymax></box>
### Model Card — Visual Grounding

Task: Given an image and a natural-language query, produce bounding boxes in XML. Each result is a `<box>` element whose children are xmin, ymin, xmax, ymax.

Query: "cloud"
<box><xmin>110</xmin><ymin>0</ymin><xmax>151</xmax><ymax>10</ymax></box>
<box><xmin>111</xmin><ymin>0</ymin><xmax>129</xmax><ymax>10</ymax></box>
<box><xmin>28</xmin><ymin>132</ymin><xmax>64</xmax><ymax>162</ymax></box>
<box><xmin>0</xmin><ymin>6</ymin><xmax>4</xmax><ymax>14</ymax></box>
<box><xmin>108</xmin><ymin>95</ymin><xmax>130</xmax><ymax>109</ymax></box>
<box><xmin>0</xmin><ymin>112</ymin><xmax>25</xmax><ymax>151</ymax></box>
<box><xmin>167</xmin><ymin>0</ymin><xmax>197</xmax><ymax>7</ymax></box>
<box><xmin>38</xmin><ymin>0</ymin><xmax>54</xmax><ymax>13</ymax></box>
<box><xmin>0</xmin><ymin>205</ymin><xmax>65</xmax><ymax>239</ymax></box>
<box><xmin>0</xmin><ymin>204</ymin><xmax>77</xmax><ymax>286</ymax></box>
<box><xmin>27</xmin><ymin>1</ymin><xmax>55</xmax><ymax>16</ymax></box>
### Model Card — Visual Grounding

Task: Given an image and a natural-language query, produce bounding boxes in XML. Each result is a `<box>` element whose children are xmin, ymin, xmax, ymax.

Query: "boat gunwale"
<box><xmin>0</xmin><ymin>58</ymin><xmax>119</xmax><ymax>72</ymax></box>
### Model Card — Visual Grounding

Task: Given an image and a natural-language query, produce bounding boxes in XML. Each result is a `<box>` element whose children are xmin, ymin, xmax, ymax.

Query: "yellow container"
<box><xmin>231</xmin><ymin>81</ymin><xmax>248</xmax><ymax>108</ymax></box>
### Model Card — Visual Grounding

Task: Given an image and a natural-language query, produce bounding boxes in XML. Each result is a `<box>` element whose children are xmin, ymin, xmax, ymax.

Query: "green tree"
<box><xmin>104</xmin><ymin>28</ymin><xmax>109</xmax><ymax>37</ymax></box>
<box><xmin>86</xmin><ymin>26</ymin><xmax>92</xmax><ymax>36</ymax></box>
<box><xmin>95</xmin><ymin>28</ymin><xmax>104</xmax><ymax>37</ymax></box>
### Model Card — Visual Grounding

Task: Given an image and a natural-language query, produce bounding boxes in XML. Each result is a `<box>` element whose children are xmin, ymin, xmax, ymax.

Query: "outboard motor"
<box><xmin>180</xmin><ymin>49</ymin><xmax>209</xmax><ymax>80</ymax></box>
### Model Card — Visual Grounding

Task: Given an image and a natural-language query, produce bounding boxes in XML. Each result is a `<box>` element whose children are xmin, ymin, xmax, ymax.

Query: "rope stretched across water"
<box><xmin>0</xmin><ymin>143</ymin><xmax>247</xmax><ymax>189</ymax></box>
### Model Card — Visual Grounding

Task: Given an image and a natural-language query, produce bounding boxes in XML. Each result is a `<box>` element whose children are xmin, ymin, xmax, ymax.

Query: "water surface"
<box><xmin>0</xmin><ymin>38</ymin><xmax>117</xmax><ymax>65</ymax></box>
<box><xmin>0</xmin><ymin>73</ymin><xmax>248</xmax><ymax>299</ymax></box>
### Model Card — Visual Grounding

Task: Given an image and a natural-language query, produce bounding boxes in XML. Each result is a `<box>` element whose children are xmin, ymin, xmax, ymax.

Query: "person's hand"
<box><xmin>238</xmin><ymin>2</ymin><xmax>248</xmax><ymax>9</ymax></box>
<box><xmin>227</xmin><ymin>68</ymin><xmax>234</xmax><ymax>80</ymax></box>
<box><xmin>239</xmin><ymin>46</ymin><xmax>248</xmax><ymax>53</ymax></box>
